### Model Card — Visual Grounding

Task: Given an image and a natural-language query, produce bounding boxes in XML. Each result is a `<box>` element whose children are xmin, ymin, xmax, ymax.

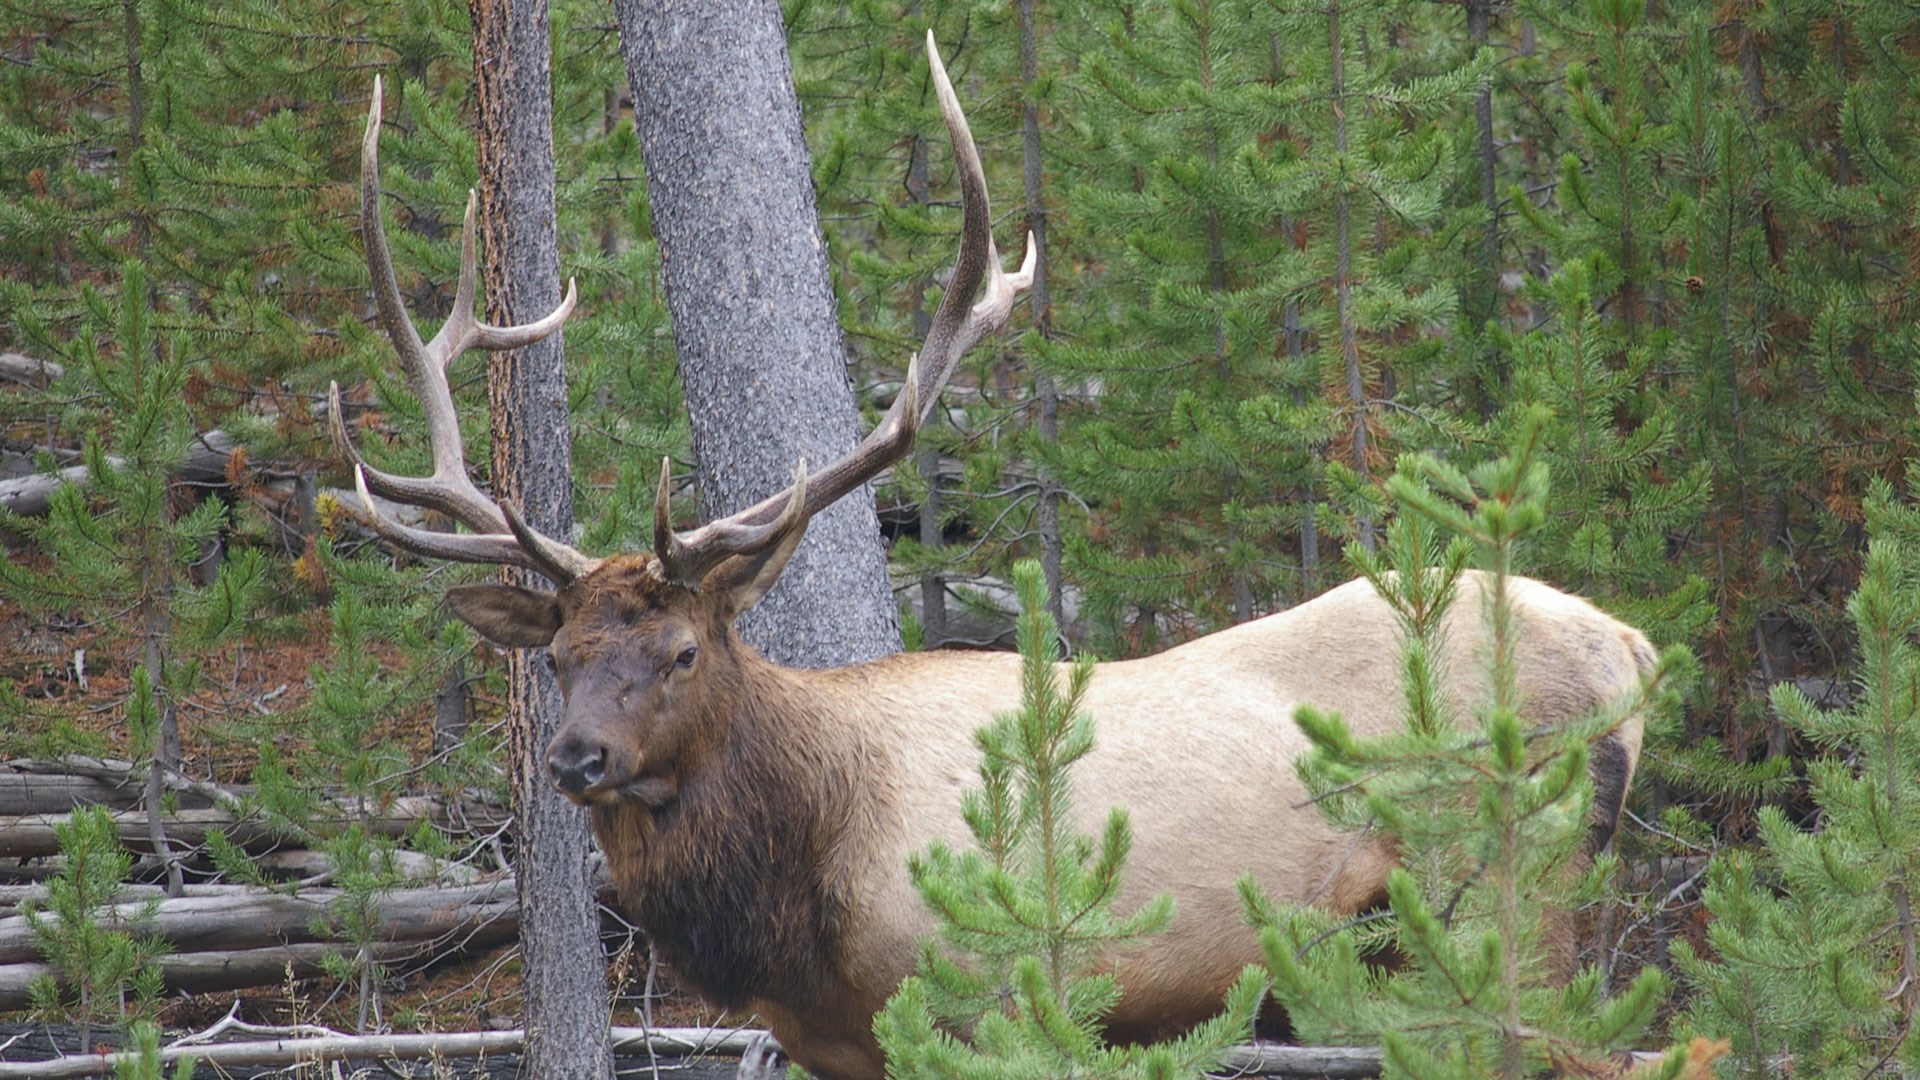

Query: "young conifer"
<box><xmin>1501</xmin><ymin>258</ymin><xmax>1712</xmax><ymax>649</ymax></box>
<box><xmin>1247</xmin><ymin>410</ymin><xmax>1690</xmax><ymax>1079</ymax></box>
<box><xmin>0</xmin><ymin>262</ymin><xmax>269</xmax><ymax>895</ymax></box>
<box><xmin>24</xmin><ymin>805</ymin><xmax>169</xmax><ymax>1050</ymax></box>
<box><xmin>1050</xmin><ymin>0</ymin><xmax>1341</xmax><ymax>645</ymax></box>
<box><xmin>1675</xmin><ymin>476</ymin><xmax>1920</xmax><ymax>1074</ymax></box>
<box><xmin>875</xmin><ymin>560</ymin><xmax>1263</xmax><ymax>1077</ymax></box>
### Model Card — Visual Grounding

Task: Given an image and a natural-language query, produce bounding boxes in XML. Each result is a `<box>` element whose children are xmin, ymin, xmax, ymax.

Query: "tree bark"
<box><xmin>611</xmin><ymin>0</ymin><xmax>900</xmax><ymax>667</ymax></box>
<box><xmin>1018</xmin><ymin>0</ymin><xmax>1069</xmax><ymax>635</ymax></box>
<box><xmin>468</xmin><ymin>1</ymin><xmax>615</xmax><ymax>1076</ymax></box>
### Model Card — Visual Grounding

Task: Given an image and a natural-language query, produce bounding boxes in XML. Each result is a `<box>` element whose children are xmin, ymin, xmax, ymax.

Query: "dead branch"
<box><xmin>0</xmin><ymin>1023</ymin><xmax>767</xmax><ymax>1078</ymax></box>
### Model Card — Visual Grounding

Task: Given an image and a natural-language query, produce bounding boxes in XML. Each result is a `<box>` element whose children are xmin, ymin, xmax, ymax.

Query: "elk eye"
<box><xmin>675</xmin><ymin>646</ymin><xmax>698</xmax><ymax>670</ymax></box>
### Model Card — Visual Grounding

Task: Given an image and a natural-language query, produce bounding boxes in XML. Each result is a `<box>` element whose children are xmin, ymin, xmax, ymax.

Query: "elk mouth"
<box><xmin>618</xmin><ymin>774</ymin><xmax>680</xmax><ymax>808</ymax></box>
<box><xmin>555</xmin><ymin>785</ymin><xmax>608</xmax><ymax>808</ymax></box>
<box><xmin>551</xmin><ymin>772</ymin><xmax>679</xmax><ymax>809</ymax></box>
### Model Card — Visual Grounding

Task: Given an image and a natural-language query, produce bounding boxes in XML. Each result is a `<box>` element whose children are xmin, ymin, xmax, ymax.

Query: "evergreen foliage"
<box><xmin>1501</xmin><ymin>258</ymin><xmax>1712</xmax><ymax>647</ymax></box>
<box><xmin>1247</xmin><ymin>414</ymin><xmax>1690</xmax><ymax>1078</ymax></box>
<box><xmin>874</xmin><ymin>560</ymin><xmax>1262</xmax><ymax>1077</ymax></box>
<box><xmin>24</xmin><ymin>805</ymin><xmax>169</xmax><ymax>1049</ymax></box>
<box><xmin>1676</xmin><ymin>476</ymin><xmax>1920</xmax><ymax>1074</ymax></box>
<box><xmin>113</xmin><ymin>1021</ymin><xmax>194</xmax><ymax>1080</ymax></box>
<box><xmin>1052</xmin><ymin>0</ymin><xmax>1332</xmax><ymax>643</ymax></box>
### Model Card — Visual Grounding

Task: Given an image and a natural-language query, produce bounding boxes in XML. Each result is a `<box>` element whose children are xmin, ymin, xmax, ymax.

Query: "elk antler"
<box><xmin>652</xmin><ymin>32</ymin><xmax>1037</xmax><ymax>587</ymax></box>
<box><xmin>330</xmin><ymin>74</ymin><xmax>596</xmax><ymax>587</ymax></box>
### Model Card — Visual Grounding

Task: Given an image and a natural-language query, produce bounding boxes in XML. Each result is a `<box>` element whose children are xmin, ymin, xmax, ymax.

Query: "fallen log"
<box><xmin>0</xmin><ymin>853</ymin><xmax>479</xmax><ymax>920</ymax></box>
<box><xmin>0</xmin><ymin>1026</ymin><xmax>1693</xmax><ymax>1080</ymax></box>
<box><xmin>0</xmin><ymin>353</ymin><xmax>64</xmax><ymax>390</ymax></box>
<box><xmin>0</xmin><ymin>795</ymin><xmax>508</xmax><ymax>860</ymax></box>
<box><xmin>1218</xmin><ymin>1042</ymin><xmax>1381</xmax><ymax>1078</ymax></box>
<box><xmin>0</xmin><ymin>768</ymin><xmax>214</xmax><ymax>818</ymax></box>
<box><xmin>0</xmin><ymin>432</ymin><xmax>236</xmax><ymax>520</ymax></box>
<box><xmin>0</xmin><ymin>878</ymin><xmax>516</xmax><ymax>965</ymax></box>
<box><xmin>0</xmin><ymin>1024</ymin><xmax>766</xmax><ymax>1078</ymax></box>
<box><xmin>0</xmin><ymin>939</ymin><xmax>484</xmax><ymax>1011</ymax></box>
<box><xmin>0</xmin><ymin>884</ymin><xmax>237</xmax><ymax>919</ymax></box>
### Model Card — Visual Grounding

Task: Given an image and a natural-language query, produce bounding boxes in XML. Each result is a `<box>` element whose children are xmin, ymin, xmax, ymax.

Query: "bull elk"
<box><xmin>333</xmin><ymin>36</ymin><xmax>1655</xmax><ymax>1080</ymax></box>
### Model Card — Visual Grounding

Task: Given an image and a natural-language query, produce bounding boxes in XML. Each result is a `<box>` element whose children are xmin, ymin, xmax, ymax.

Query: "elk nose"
<box><xmin>547</xmin><ymin>740</ymin><xmax>607</xmax><ymax>796</ymax></box>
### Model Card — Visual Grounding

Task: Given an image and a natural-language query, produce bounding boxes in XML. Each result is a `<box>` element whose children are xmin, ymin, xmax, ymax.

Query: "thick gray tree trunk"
<box><xmin>467</xmin><ymin>1</ymin><xmax>614</xmax><ymax>1076</ymax></box>
<box><xmin>611</xmin><ymin>0</ymin><xmax>901</xmax><ymax>667</ymax></box>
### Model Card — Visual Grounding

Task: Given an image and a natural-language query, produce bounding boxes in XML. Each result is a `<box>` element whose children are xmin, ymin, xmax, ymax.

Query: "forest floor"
<box><xmin>0</xmin><ymin>568</ymin><xmax>758</xmax><ymax>1071</ymax></box>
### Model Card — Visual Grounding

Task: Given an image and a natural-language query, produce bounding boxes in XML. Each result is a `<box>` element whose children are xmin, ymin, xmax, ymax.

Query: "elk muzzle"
<box><xmin>547</xmin><ymin>729</ymin><xmax>615</xmax><ymax>801</ymax></box>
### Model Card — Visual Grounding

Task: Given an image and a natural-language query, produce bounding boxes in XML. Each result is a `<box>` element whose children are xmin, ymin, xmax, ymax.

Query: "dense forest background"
<box><xmin>5</xmin><ymin>0</ymin><xmax>1920</xmax><ymax>1067</ymax></box>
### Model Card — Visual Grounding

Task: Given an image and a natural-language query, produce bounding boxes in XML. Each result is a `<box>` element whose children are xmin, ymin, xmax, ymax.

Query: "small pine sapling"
<box><xmin>875</xmin><ymin>560</ymin><xmax>1264</xmax><ymax>1078</ymax></box>
<box><xmin>1245</xmin><ymin>409</ymin><xmax>1692</xmax><ymax>1079</ymax></box>
<box><xmin>25</xmin><ymin>805</ymin><xmax>169</xmax><ymax>1049</ymax></box>
<box><xmin>113</xmin><ymin>1022</ymin><xmax>195</xmax><ymax>1080</ymax></box>
<box><xmin>1675</xmin><ymin>476</ymin><xmax>1920</xmax><ymax>1074</ymax></box>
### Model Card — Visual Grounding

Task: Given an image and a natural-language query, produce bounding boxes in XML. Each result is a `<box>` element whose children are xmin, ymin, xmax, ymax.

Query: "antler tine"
<box><xmin>502</xmin><ymin>499</ymin><xmax>599</xmax><ymax>584</ymax></box>
<box><xmin>653</xmin><ymin>34</ymin><xmax>1032</xmax><ymax>584</ymax></box>
<box><xmin>425</xmin><ymin>191</ymin><xmax>581</xmax><ymax>362</ymax></box>
<box><xmin>654</xmin><ymin>458</ymin><xmax>810</xmax><ymax>587</ymax></box>
<box><xmin>341</xmin><ymin>75</ymin><xmax>595</xmax><ymax>586</ymax></box>
<box><xmin>345</xmin><ymin>465</ymin><xmax>544</xmax><ymax>571</ymax></box>
<box><xmin>906</xmin><ymin>30</ymin><xmax>1036</xmax><ymax>417</ymax></box>
<box><xmin>653</xmin><ymin>457</ymin><xmax>691</xmax><ymax>578</ymax></box>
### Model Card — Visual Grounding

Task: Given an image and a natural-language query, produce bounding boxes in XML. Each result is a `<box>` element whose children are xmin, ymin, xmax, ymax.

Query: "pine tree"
<box><xmin>789</xmin><ymin>1</ymin><xmax>1091</xmax><ymax>645</ymax></box>
<box><xmin>1248</xmin><ymin>413</ymin><xmax>1691</xmax><ymax>1078</ymax></box>
<box><xmin>1044</xmin><ymin>0</ymin><xmax>1339</xmax><ymax>650</ymax></box>
<box><xmin>24</xmin><ymin>805</ymin><xmax>169</xmax><ymax>1049</ymax></box>
<box><xmin>1500</xmin><ymin>257</ymin><xmax>1712</xmax><ymax>650</ymax></box>
<box><xmin>1676</xmin><ymin>476</ymin><xmax>1920</xmax><ymax>1074</ymax></box>
<box><xmin>0</xmin><ymin>262</ymin><xmax>272</xmax><ymax>895</ymax></box>
<box><xmin>1705</xmin><ymin>0</ymin><xmax>1920</xmax><ymax>768</ymax></box>
<box><xmin>874</xmin><ymin>560</ymin><xmax>1263</xmax><ymax>1077</ymax></box>
<box><xmin>1240</xmin><ymin>0</ymin><xmax>1492</xmax><ymax>553</ymax></box>
<box><xmin>1502</xmin><ymin>0</ymin><xmax>1715</xmax><ymax>654</ymax></box>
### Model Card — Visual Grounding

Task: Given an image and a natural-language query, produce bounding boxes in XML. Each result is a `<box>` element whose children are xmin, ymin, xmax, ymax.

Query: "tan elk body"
<box><xmin>336</xmin><ymin>37</ymin><xmax>1655</xmax><ymax>1080</ymax></box>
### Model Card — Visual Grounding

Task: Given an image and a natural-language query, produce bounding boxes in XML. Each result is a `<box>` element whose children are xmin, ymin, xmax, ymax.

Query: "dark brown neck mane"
<box><xmin>589</xmin><ymin>644</ymin><xmax>859</xmax><ymax>1010</ymax></box>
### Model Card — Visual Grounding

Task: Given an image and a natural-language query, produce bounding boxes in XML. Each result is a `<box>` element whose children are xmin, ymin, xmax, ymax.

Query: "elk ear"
<box><xmin>446</xmin><ymin>584</ymin><xmax>564</xmax><ymax>648</ymax></box>
<box><xmin>706</xmin><ymin>515</ymin><xmax>809</xmax><ymax>619</ymax></box>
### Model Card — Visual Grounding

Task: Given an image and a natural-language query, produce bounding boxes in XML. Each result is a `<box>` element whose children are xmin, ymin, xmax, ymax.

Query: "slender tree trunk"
<box><xmin>468</xmin><ymin>2</ymin><xmax>614</xmax><ymax>1076</ymax></box>
<box><xmin>1018</xmin><ymin>0</ymin><xmax>1068</xmax><ymax>634</ymax></box>
<box><xmin>612</xmin><ymin>0</ymin><xmax>900</xmax><ymax>667</ymax></box>
<box><xmin>1193</xmin><ymin>5</ymin><xmax>1253</xmax><ymax>622</ymax></box>
<box><xmin>908</xmin><ymin>133</ymin><xmax>947</xmax><ymax>650</ymax></box>
<box><xmin>1329</xmin><ymin>0</ymin><xmax>1373</xmax><ymax>550</ymax></box>
<box><xmin>1283</xmin><ymin>238</ymin><xmax>1317</xmax><ymax>600</ymax></box>
<box><xmin>1469</xmin><ymin>0</ymin><xmax>1503</xmax><ymax>416</ymax></box>
<box><xmin>121</xmin><ymin>0</ymin><xmax>148</xmax><ymax>261</ymax></box>
<box><xmin>124</xmin><ymin>0</ymin><xmax>182</xmax><ymax>900</ymax></box>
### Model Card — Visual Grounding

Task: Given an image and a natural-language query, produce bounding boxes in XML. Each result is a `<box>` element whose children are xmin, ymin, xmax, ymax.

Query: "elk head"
<box><xmin>334</xmin><ymin>36</ymin><xmax>1033</xmax><ymax>805</ymax></box>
